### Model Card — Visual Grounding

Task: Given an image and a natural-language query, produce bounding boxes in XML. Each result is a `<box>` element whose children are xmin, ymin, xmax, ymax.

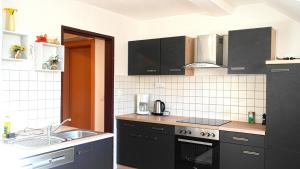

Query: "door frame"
<box><xmin>61</xmin><ymin>25</ymin><xmax>114</xmax><ymax>133</ymax></box>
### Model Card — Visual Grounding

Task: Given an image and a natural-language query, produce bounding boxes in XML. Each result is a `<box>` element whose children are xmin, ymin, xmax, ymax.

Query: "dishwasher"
<box><xmin>20</xmin><ymin>148</ymin><xmax>74</xmax><ymax>169</ymax></box>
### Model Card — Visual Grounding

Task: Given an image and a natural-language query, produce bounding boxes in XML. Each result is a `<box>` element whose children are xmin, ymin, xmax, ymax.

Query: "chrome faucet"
<box><xmin>47</xmin><ymin>118</ymin><xmax>71</xmax><ymax>137</ymax></box>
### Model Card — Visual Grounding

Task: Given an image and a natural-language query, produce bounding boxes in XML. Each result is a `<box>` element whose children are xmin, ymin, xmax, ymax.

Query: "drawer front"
<box><xmin>117</xmin><ymin>120</ymin><xmax>174</xmax><ymax>135</ymax></box>
<box><xmin>220</xmin><ymin>143</ymin><xmax>264</xmax><ymax>169</ymax></box>
<box><xmin>144</xmin><ymin>122</ymin><xmax>174</xmax><ymax>135</ymax></box>
<box><xmin>220</xmin><ymin>131</ymin><xmax>264</xmax><ymax>147</ymax></box>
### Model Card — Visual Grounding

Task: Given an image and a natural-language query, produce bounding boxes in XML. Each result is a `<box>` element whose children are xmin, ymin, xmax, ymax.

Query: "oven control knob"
<box><xmin>207</xmin><ymin>133</ymin><xmax>211</xmax><ymax>137</ymax></box>
<box><xmin>200</xmin><ymin>132</ymin><xmax>205</xmax><ymax>136</ymax></box>
<box><xmin>179</xmin><ymin>130</ymin><xmax>184</xmax><ymax>134</ymax></box>
<box><xmin>211</xmin><ymin>133</ymin><xmax>216</xmax><ymax>137</ymax></box>
<box><xmin>187</xmin><ymin>130</ymin><xmax>192</xmax><ymax>135</ymax></box>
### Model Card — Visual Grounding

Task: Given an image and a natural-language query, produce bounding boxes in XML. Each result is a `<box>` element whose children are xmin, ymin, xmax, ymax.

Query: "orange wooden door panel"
<box><xmin>63</xmin><ymin>39</ymin><xmax>95</xmax><ymax>130</ymax></box>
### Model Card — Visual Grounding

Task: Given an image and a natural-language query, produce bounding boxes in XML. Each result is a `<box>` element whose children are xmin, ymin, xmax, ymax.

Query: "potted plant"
<box><xmin>11</xmin><ymin>44</ymin><xmax>26</xmax><ymax>59</ymax></box>
<box><xmin>48</xmin><ymin>55</ymin><xmax>61</xmax><ymax>70</ymax></box>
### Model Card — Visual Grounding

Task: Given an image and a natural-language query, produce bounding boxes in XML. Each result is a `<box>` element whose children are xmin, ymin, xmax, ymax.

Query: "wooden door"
<box><xmin>63</xmin><ymin>40</ymin><xmax>95</xmax><ymax>130</ymax></box>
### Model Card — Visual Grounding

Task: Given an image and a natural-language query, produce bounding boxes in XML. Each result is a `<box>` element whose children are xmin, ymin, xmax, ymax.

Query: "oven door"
<box><xmin>175</xmin><ymin>135</ymin><xmax>220</xmax><ymax>169</ymax></box>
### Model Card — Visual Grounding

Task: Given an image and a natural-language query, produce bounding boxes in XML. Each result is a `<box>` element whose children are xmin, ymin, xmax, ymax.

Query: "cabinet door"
<box><xmin>266</xmin><ymin>64</ymin><xmax>300</xmax><ymax>152</ymax></box>
<box><xmin>220</xmin><ymin>143</ymin><xmax>264</xmax><ymax>169</ymax></box>
<box><xmin>117</xmin><ymin>121</ymin><xmax>144</xmax><ymax>168</ymax></box>
<box><xmin>161</xmin><ymin>36</ymin><xmax>185</xmax><ymax>75</ymax></box>
<box><xmin>228</xmin><ymin>27</ymin><xmax>273</xmax><ymax>74</ymax></box>
<box><xmin>128</xmin><ymin>39</ymin><xmax>161</xmax><ymax>75</ymax></box>
<box><xmin>94</xmin><ymin>137</ymin><xmax>113</xmax><ymax>169</ymax></box>
<box><xmin>74</xmin><ymin>138</ymin><xmax>113</xmax><ymax>169</ymax></box>
<box><xmin>74</xmin><ymin>142</ymin><xmax>95</xmax><ymax>169</ymax></box>
<box><xmin>266</xmin><ymin>148</ymin><xmax>300</xmax><ymax>169</ymax></box>
<box><xmin>141</xmin><ymin>131</ymin><xmax>175</xmax><ymax>169</ymax></box>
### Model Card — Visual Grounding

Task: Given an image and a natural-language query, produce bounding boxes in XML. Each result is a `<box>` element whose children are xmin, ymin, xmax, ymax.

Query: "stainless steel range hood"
<box><xmin>185</xmin><ymin>34</ymin><xmax>224</xmax><ymax>68</ymax></box>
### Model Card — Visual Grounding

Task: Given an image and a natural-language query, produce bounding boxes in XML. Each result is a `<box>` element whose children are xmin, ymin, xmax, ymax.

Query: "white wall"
<box><xmin>137</xmin><ymin>3</ymin><xmax>300</xmax><ymax>63</ymax></box>
<box><xmin>2</xmin><ymin>0</ymin><xmax>142</xmax><ymax>75</ymax></box>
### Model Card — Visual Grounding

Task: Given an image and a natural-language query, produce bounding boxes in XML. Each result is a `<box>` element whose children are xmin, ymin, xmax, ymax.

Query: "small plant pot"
<box><xmin>14</xmin><ymin>50</ymin><xmax>22</xmax><ymax>59</ymax></box>
<box><xmin>50</xmin><ymin>64</ymin><xmax>58</xmax><ymax>70</ymax></box>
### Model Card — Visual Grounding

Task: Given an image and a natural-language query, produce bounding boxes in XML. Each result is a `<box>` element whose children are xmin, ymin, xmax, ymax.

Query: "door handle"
<box><xmin>151</xmin><ymin>127</ymin><xmax>164</xmax><ymax>131</ymax></box>
<box><xmin>178</xmin><ymin>138</ymin><xmax>213</xmax><ymax>147</ymax></box>
<box><xmin>243</xmin><ymin>150</ymin><xmax>260</xmax><ymax>156</ymax></box>
<box><xmin>146</xmin><ymin>69</ymin><xmax>157</xmax><ymax>72</ymax></box>
<box><xmin>270</xmin><ymin>68</ymin><xmax>290</xmax><ymax>73</ymax></box>
<box><xmin>169</xmin><ymin>68</ymin><xmax>182</xmax><ymax>72</ymax></box>
<box><xmin>230</xmin><ymin>67</ymin><xmax>246</xmax><ymax>71</ymax></box>
<box><xmin>232</xmin><ymin>137</ymin><xmax>249</xmax><ymax>142</ymax></box>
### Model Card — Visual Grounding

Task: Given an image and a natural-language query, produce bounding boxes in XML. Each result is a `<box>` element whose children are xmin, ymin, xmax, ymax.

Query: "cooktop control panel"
<box><xmin>175</xmin><ymin>126</ymin><xmax>220</xmax><ymax>141</ymax></box>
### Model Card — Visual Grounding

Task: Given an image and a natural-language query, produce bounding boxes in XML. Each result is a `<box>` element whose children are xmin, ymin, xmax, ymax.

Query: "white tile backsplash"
<box><xmin>114</xmin><ymin>73</ymin><xmax>266</xmax><ymax>123</ymax></box>
<box><xmin>0</xmin><ymin>69</ymin><xmax>61</xmax><ymax>132</ymax></box>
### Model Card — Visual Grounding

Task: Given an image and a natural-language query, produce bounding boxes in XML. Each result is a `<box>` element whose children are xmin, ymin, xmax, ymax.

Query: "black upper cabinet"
<box><xmin>161</xmin><ymin>36</ymin><xmax>189</xmax><ymax>75</ymax></box>
<box><xmin>128</xmin><ymin>39</ymin><xmax>161</xmax><ymax>75</ymax></box>
<box><xmin>228</xmin><ymin>27</ymin><xmax>275</xmax><ymax>74</ymax></box>
<box><xmin>128</xmin><ymin>36</ymin><xmax>194</xmax><ymax>76</ymax></box>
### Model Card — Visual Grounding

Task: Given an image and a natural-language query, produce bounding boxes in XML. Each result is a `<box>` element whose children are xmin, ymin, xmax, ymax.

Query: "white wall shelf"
<box><xmin>34</xmin><ymin>42</ymin><xmax>64</xmax><ymax>72</ymax></box>
<box><xmin>2</xmin><ymin>30</ymin><xmax>31</xmax><ymax>61</ymax></box>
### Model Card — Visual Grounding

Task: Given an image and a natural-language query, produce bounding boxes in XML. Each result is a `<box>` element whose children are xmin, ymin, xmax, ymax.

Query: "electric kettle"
<box><xmin>152</xmin><ymin>100</ymin><xmax>165</xmax><ymax>115</ymax></box>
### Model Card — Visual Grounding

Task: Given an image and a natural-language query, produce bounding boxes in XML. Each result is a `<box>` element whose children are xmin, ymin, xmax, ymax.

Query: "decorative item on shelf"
<box><xmin>3</xmin><ymin>8</ymin><xmax>18</xmax><ymax>31</ymax></box>
<box><xmin>47</xmin><ymin>55</ymin><xmax>61</xmax><ymax>70</ymax></box>
<box><xmin>47</xmin><ymin>38</ymin><xmax>60</xmax><ymax>45</ymax></box>
<box><xmin>11</xmin><ymin>44</ymin><xmax>26</xmax><ymax>59</ymax></box>
<box><xmin>36</xmin><ymin>34</ymin><xmax>47</xmax><ymax>42</ymax></box>
<box><xmin>248</xmin><ymin>111</ymin><xmax>255</xmax><ymax>124</ymax></box>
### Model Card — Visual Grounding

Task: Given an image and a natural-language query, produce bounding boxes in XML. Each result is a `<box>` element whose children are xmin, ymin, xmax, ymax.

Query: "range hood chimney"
<box><xmin>185</xmin><ymin>34</ymin><xmax>224</xmax><ymax>68</ymax></box>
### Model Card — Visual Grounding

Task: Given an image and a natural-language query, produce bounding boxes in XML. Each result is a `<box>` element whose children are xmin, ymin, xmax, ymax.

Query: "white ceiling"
<box><xmin>77</xmin><ymin>0</ymin><xmax>300</xmax><ymax>21</ymax></box>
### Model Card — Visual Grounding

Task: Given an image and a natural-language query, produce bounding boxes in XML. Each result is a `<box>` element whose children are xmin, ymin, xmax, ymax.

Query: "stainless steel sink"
<box><xmin>9</xmin><ymin>136</ymin><xmax>65</xmax><ymax>149</ymax></box>
<box><xmin>53</xmin><ymin>130</ymin><xmax>100</xmax><ymax>140</ymax></box>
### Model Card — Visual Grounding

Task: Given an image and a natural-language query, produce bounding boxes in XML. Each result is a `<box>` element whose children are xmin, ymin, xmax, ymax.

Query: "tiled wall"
<box><xmin>0</xmin><ymin>69</ymin><xmax>61</xmax><ymax>132</ymax></box>
<box><xmin>114</xmin><ymin>72</ymin><xmax>266</xmax><ymax>123</ymax></box>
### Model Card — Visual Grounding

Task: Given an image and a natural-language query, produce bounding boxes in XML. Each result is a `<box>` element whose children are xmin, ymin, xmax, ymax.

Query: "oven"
<box><xmin>175</xmin><ymin>126</ymin><xmax>220</xmax><ymax>169</ymax></box>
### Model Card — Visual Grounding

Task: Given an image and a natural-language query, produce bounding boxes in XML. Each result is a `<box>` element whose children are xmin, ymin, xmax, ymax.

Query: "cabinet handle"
<box><xmin>77</xmin><ymin>149</ymin><xmax>92</xmax><ymax>155</ymax></box>
<box><xmin>243</xmin><ymin>150</ymin><xmax>260</xmax><ymax>156</ymax></box>
<box><xmin>232</xmin><ymin>137</ymin><xmax>249</xmax><ymax>142</ymax></box>
<box><xmin>124</xmin><ymin>123</ymin><xmax>135</xmax><ymax>127</ymax></box>
<box><xmin>151</xmin><ymin>127</ymin><xmax>164</xmax><ymax>131</ymax></box>
<box><xmin>146</xmin><ymin>69</ymin><xmax>157</xmax><ymax>73</ymax></box>
<box><xmin>230</xmin><ymin>67</ymin><xmax>246</xmax><ymax>71</ymax></box>
<box><xmin>169</xmin><ymin>68</ymin><xmax>182</xmax><ymax>72</ymax></box>
<box><xmin>270</xmin><ymin>68</ymin><xmax>290</xmax><ymax>73</ymax></box>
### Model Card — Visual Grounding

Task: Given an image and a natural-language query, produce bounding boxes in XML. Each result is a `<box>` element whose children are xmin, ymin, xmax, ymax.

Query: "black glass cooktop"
<box><xmin>177</xmin><ymin>118</ymin><xmax>230</xmax><ymax>126</ymax></box>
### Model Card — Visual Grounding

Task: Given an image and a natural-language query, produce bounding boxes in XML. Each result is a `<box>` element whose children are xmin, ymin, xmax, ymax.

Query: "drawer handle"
<box><xmin>151</xmin><ymin>127</ymin><xmax>164</xmax><ymax>131</ymax></box>
<box><xmin>169</xmin><ymin>68</ymin><xmax>182</xmax><ymax>72</ymax></box>
<box><xmin>124</xmin><ymin>123</ymin><xmax>135</xmax><ymax>127</ymax></box>
<box><xmin>270</xmin><ymin>68</ymin><xmax>290</xmax><ymax>73</ymax></box>
<box><xmin>146</xmin><ymin>69</ymin><xmax>157</xmax><ymax>73</ymax></box>
<box><xmin>230</xmin><ymin>67</ymin><xmax>245</xmax><ymax>71</ymax></box>
<box><xmin>243</xmin><ymin>150</ymin><xmax>260</xmax><ymax>156</ymax></box>
<box><xmin>232</xmin><ymin>137</ymin><xmax>249</xmax><ymax>142</ymax></box>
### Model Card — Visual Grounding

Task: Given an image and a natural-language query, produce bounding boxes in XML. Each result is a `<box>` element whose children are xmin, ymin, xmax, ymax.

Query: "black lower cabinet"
<box><xmin>266</xmin><ymin>64</ymin><xmax>300</xmax><ymax>169</ymax></box>
<box><xmin>220</xmin><ymin>143</ymin><xmax>264</xmax><ymax>169</ymax></box>
<box><xmin>266</xmin><ymin>148</ymin><xmax>300</xmax><ymax>169</ymax></box>
<box><xmin>220</xmin><ymin>131</ymin><xmax>264</xmax><ymax>169</ymax></box>
<box><xmin>117</xmin><ymin>120</ymin><xmax>175</xmax><ymax>169</ymax></box>
<box><xmin>74</xmin><ymin>137</ymin><xmax>113</xmax><ymax>169</ymax></box>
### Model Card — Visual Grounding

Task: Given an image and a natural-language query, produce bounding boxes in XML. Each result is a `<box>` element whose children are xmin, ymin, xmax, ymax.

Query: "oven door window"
<box><xmin>175</xmin><ymin>136</ymin><xmax>219</xmax><ymax>169</ymax></box>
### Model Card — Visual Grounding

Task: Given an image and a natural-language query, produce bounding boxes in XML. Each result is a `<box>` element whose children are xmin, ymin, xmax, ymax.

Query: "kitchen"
<box><xmin>1</xmin><ymin>0</ymin><xmax>300</xmax><ymax>169</ymax></box>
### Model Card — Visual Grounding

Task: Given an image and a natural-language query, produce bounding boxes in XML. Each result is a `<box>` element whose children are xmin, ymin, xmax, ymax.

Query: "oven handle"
<box><xmin>178</xmin><ymin>138</ymin><xmax>213</xmax><ymax>147</ymax></box>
